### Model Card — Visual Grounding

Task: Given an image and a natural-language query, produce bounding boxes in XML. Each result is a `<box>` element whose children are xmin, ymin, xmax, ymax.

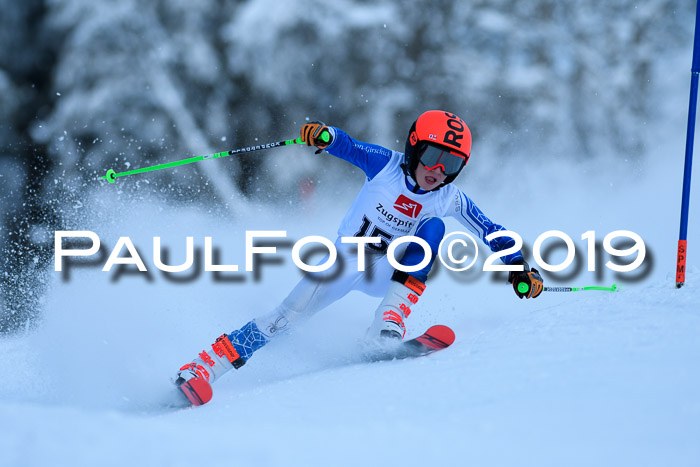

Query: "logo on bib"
<box><xmin>393</xmin><ymin>194</ymin><xmax>422</xmax><ymax>218</ymax></box>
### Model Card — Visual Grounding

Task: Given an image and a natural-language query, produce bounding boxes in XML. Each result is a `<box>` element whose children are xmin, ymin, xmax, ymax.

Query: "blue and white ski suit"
<box><xmin>229</xmin><ymin>128</ymin><xmax>524</xmax><ymax>358</ymax></box>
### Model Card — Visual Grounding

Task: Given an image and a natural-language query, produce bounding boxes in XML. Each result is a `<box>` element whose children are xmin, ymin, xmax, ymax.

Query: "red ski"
<box><xmin>368</xmin><ymin>325</ymin><xmax>455</xmax><ymax>361</ymax></box>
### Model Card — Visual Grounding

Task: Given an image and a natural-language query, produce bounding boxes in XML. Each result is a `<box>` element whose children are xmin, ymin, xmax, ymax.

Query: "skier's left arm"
<box><xmin>450</xmin><ymin>191</ymin><xmax>543</xmax><ymax>299</ymax></box>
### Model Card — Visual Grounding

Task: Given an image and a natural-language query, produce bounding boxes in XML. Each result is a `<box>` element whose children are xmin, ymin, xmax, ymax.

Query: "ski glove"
<box><xmin>508</xmin><ymin>260</ymin><xmax>544</xmax><ymax>299</ymax></box>
<box><xmin>300</xmin><ymin>121</ymin><xmax>332</xmax><ymax>154</ymax></box>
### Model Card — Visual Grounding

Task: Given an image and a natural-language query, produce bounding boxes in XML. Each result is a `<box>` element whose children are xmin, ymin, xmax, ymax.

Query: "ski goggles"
<box><xmin>418</xmin><ymin>144</ymin><xmax>467</xmax><ymax>176</ymax></box>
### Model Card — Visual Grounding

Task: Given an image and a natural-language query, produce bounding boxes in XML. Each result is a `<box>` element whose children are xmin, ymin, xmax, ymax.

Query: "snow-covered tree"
<box><xmin>31</xmin><ymin>0</ymin><xmax>251</xmax><ymax>208</ymax></box>
<box><xmin>222</xmin><ymin>0</ymin><xmax>692</xmax><ymax>163</ymax></box>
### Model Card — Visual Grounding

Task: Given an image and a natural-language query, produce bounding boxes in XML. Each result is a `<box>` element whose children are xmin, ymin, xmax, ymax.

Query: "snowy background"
<box><xmin>1</xmin><ymin>1</ymin><xmax>699</xmax><ymax>466</ymax></box>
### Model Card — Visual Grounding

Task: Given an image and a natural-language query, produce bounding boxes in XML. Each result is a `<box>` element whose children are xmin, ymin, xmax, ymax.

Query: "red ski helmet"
<box><xmin>403</xmin><ymin>110</ymin><xmax>472</xmax><ymax>188</ymax></box>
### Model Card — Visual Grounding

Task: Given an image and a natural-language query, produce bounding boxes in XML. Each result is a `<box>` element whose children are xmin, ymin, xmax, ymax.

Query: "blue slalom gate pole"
<box><xmin>677</xmin><ymin>0</ymin><xmax>700</xmax><ymax>288</ymax></box>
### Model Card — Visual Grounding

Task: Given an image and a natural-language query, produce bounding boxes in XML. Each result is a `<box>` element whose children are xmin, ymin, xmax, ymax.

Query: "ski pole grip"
<box><xmin>320</xmin><ymin>131</ymin><xmax>330</xmax><ymax>143</ymax></box>
<box><xmin>517</xmin><ymin>282</ymin><xmax>530</xmax><ymax>294</ymax></box>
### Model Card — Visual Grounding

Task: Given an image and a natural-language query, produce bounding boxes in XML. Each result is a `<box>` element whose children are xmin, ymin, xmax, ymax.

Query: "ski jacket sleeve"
<box><xmin>449</xmin><ymin>190</ymin><xmax>524</xmax><ymax>265</ymax></box>
<box><xmin>323</xmin><ymin>127</ymin><xmax>393</xmax><ymax>180</ymax></box>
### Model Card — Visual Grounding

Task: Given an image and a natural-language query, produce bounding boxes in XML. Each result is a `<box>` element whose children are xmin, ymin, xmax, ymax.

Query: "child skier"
<box><xmin>175</xmin><ymin>110</ymin><xmax>543</xmax><ymax>405</ymax></box>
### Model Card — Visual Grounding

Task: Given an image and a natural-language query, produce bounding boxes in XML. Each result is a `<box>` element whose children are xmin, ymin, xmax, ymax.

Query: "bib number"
<box><xmin>354</xmin><ymin>216</ymin><xmax>394</xmax><ymax>252</ymax></box>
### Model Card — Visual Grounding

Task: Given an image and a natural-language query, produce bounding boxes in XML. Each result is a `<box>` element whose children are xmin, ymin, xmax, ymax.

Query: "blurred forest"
<box><xmin>0</xmin><ymin>0</ymin><xmax>694</xmax><ymax>332</ymax></box>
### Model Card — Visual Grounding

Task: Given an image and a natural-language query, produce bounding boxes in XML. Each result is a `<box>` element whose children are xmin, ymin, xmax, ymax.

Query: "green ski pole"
<box><xmin>517</xmin><ymin>282</ymin><xmax>619</xmax><ymax>294</ymax></box>
<box><xmin>100</xmin><ymin>132</ymin><xmax>330</xmax><ymax>184</ymax></box>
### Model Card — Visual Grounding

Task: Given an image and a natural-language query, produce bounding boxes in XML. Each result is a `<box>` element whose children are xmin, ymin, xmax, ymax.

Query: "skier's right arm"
<box><xmin>300</xmin><ymin>122</ymin><xmax>391</xmax><ymax>180</ymax></box>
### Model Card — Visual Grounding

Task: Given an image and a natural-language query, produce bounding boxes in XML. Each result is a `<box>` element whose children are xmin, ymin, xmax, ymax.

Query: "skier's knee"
<box><xmin>415</xmin><ymin>217</ymin><xmax>446</xmax><ymax>246</ymax></box>
<box><xmin>399</xmin><ymin>218</ymin><xmax>445</xmax><ymax>283</ymax></box>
